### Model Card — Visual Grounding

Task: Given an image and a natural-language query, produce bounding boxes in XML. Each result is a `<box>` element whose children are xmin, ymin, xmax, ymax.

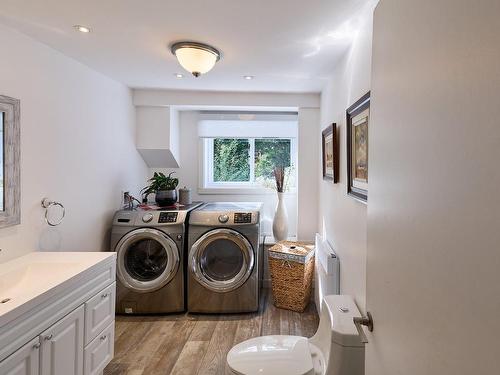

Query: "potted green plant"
<box><xmin>141</xmin><ymin>172</ymin><xmax>179</xmax><ymax>207</ymax></box>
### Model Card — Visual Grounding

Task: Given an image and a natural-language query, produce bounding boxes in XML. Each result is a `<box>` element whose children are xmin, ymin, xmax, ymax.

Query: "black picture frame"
<box><xmin>322</xmin><ymin>123</ymin><xmax>338</xmax><ymax>183</ymax></box>
<box><xmin>346</xmin><ymin>91</ymin><xmax>370</xmax><ymax>202</ymax></box>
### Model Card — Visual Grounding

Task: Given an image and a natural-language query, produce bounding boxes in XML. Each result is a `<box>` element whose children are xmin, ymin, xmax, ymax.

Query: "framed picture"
<box><xmin>346</xmin><ymin>92</ymin><xmax>370</xmax><ymax>202</ymax></box>
<box><xmin>322</xmin><ymin>123</ymin><xmax>338</xmax><ymax>182</ymax></box>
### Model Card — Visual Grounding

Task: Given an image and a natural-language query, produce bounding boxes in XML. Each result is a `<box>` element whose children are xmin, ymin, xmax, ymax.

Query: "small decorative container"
<box><xmin>178</xmin><ymin>186</ymin><xmax>192</xmax><ymax>205</ymax></box>
<box><xmin>268</xmin><ymin>241</ymin><xmax>315</xmax><ymax>312</ymax></box>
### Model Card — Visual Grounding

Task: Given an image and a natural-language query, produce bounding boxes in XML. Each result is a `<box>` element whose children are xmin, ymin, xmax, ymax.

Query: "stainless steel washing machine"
<box><xmin>187</xmin><ymin>202</ymin><xmax>263</xmax><ymax>313</ymax></box>
<box><xmin>110</xmin><ymin>202</ymin><xmax>202</xmax><ymax>314</ymax></box>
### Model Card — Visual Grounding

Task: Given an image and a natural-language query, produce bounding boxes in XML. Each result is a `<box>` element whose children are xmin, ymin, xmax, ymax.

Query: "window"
<box><xmin>213</xmin><ymin>138</ymin><xmax>251</xmax><ymax>182</ymax></box>
<box><xmin>197</xmin><ymin>111</ymin><xmax>298</xmax><ymax>193</ymax></box>
<box><xmin>254</xmin><ymin>139</ymin><xmax>292</xmax><ymax>185</ymax></box>
<box><xmin>203</xmin><ymin>137</ymin><xmax>296</xmax><ymax>191</ymax></box>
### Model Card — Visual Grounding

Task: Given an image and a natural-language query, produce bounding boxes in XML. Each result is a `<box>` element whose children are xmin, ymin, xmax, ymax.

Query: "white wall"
<box><xmin>133</xmin><ymin>89</ymin><xmax>320</xmax><ymax>109</ymax></box>
<box><xmin>319</xmin><ymin>6</ymin><xmax>374</xmax><ymax>310</ymax></box>
<box><xmin>0</xmin><ymin>24</ymin><xmax>148</xmax><ymax>263</ymax></box>
<box><xmin>297</xmin><ymin>108</ymin><xmax>320</xmax><ymax>240</ymax></box>
<box><xmin>136</xmin><ymin>106</ymin><xmax>172</xmax><ymax>149</ymax></box>
<box><xmin>366</xmin><ymin>0</ymin><xmax>500</xmax><ymax>373</ymax></box>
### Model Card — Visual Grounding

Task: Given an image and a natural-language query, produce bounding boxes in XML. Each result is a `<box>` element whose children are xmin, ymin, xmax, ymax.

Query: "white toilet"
<box><xmin>226</xmin><ymin>295</ymin><xmax>365</xmax><ymax>375</ymax></box>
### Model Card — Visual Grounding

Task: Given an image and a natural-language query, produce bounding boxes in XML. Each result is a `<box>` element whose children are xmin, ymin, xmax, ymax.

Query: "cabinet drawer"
<box><xmin>84</xmin><ymin>283</ymin><xmax>115</xmax><ymax>345</ymax></box>
<box><xmin>83</xmin><ymin>322</ymin><xmax>114</xmax><ymax>375</ymax></box>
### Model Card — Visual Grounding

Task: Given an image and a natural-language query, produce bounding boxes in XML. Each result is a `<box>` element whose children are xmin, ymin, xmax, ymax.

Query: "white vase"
<box><xmin>272</xmin><ymin>192</ymin><xmax>288</xmax><ymax>241</ymax></box>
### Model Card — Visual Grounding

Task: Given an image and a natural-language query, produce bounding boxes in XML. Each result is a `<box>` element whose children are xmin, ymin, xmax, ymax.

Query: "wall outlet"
<box><xmin>122</xmin><ymin>191</ymin><xmax>130</xmax><ymax>206</ymax></box>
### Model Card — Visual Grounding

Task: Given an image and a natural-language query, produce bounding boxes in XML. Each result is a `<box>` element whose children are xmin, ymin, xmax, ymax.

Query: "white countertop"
<box><xmin>0</xmin><ymin>251</ymin><xmax>115</xmax><ymax>328</ymax></box>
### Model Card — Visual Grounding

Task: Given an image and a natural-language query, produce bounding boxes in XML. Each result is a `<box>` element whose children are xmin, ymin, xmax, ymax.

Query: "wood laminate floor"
<box><xmin>104</xmin><ymin>288</ymin><xmax>319</xmax><ymax>375</ymax></box>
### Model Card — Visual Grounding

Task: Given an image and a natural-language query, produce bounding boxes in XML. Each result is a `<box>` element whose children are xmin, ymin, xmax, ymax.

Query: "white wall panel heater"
<box><xmin>314</xmin><ymin>233</ymin><xmax>340</xmax><ymax>314</ymax></box>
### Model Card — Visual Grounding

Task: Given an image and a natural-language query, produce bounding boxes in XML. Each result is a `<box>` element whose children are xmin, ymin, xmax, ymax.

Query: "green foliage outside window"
<box><xmin>213</xmin><ymin>139</ymin><xmax>250</xmax><ymax>182</ymax></box>
<box><xmin>212</xmin><ymin>138</ymin><xmax>293</xmax><ymax>187</ymax></box>
<box><xmin>254</xmin><ymin>139</ymin><xmax>291</xmax><ymax>179</ymax></box>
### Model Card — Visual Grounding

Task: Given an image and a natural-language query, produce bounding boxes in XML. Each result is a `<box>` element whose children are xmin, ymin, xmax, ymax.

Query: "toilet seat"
<box><xmin>226</xmin><ymin>335</ymin><xmax>315</xmax><ymax>375</ymax></box>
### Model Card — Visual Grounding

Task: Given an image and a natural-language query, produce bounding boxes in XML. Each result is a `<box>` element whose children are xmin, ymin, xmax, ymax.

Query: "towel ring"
<box><xmin>41</xmin><ymin>198</ymin><xmax>65</xmax><ymax>226</ymax></box>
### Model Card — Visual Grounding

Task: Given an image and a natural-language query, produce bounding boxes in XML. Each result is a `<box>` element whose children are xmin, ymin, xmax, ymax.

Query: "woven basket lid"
<box><xmin>269</xmin><ymin>241</ymin><xmax>314</xmax><ymax>260</ymax></box>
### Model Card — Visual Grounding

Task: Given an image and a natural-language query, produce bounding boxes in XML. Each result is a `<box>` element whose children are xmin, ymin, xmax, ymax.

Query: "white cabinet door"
<box><xmin>84</xmin><ymin>283</ymin><xmax>115</xmax><ymax>345</ymax></box>
<box><xmin>40</xmin><ymin>305</ymin><xmax>84</xmax><ymax>375</ymax></box>
<box><xmin>0</xmin><ymin>337</ymin><xmax>40</xmax><ymax>375</ymax></box>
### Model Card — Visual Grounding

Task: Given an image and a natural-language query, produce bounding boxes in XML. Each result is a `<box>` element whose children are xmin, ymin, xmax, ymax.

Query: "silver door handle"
<box><xmin>33</xmin><ymin>342</ymin><xmax>41</xmax><ymax>350</ymax></box>
<box><xmin>353</xmin><ymin>311</ymin><xmax>374</xmax><ymax>344</ymax></box>
<box><xmin>101</xmin><ymin>293</ymin><xmax>108</xmax><ymax>298</ymax></box>
<box><xmin>44</xmin><ymin>334</ymin><xmax>53</xmax><ymax>341</ymax></box>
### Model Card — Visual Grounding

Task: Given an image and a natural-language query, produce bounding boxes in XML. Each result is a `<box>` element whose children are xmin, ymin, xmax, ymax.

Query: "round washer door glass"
<box><xmin>116</xmin><ymin>228</ymin><xmax>179</xmax><ymax>292</ymax></box>
<box><xmin>191</xmin><ymin>228</ymin><xmax>254</xmax><ymax>293</ymax></box>
<box><xmin>125</xmin><ymin>239</ymin><xmax>168</xmax><ymax>281</ymax></box>
<box><xmin>200</xmin><ymin>238</ymin><xmax>244</xmax><ymax>281</ymax></box>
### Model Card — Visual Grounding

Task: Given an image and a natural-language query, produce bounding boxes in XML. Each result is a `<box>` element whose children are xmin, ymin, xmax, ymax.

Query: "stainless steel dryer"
<box><xmin>187</xmin><ymin>202</ymin><xmax>263</xmax><ymax>313</ymax></box>
<box><xmin>110</xmin><ymin>202</ymin><xmax>202</xmax><ymax>314</ymax></box>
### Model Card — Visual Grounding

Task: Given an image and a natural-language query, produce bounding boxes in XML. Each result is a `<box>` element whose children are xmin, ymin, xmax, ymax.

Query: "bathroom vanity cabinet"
<box><xmin>0</xmin><ymin>252</ymin><xmax>116</xmax><ymax>375</ymax></box>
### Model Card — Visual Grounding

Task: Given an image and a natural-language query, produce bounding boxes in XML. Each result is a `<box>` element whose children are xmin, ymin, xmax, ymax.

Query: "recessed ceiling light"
<box><xmin>243</xmin><ymin>75</ymin><xmax>254</xmax><ymax>80</ymax></box>
<box><xmin>174</xmin><ymin>73</ymin><xmax>184</xmax><ymax>79</ymax></box>
<box><xmin>73</xmin><ymin>25</ymin><xmax>91</xmax><ymax>33</ymax></box>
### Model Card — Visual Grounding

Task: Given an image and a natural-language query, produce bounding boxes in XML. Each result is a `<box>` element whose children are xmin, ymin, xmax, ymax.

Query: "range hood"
<box><xmin>136</xmin><ymin>106</ymin><xmax>179</xmax><ymax>168</ymax></box>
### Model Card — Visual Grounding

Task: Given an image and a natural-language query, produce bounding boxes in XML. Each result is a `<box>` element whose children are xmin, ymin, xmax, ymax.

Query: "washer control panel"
<box><xmin>234</xmin><ymin>212</ymin><xmax>252</xmax><ymax>224</ymax></box>
<box><xmin>158</xmin><ymin>212</ymin><xmax>178</xmax><ymax>223</ymax></box>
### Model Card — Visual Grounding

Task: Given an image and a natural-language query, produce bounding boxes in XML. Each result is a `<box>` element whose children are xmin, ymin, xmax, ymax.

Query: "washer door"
<box><xmin>190</xmin><ymin>228</ymin><xmax>254</xmax><ymax>293</ymax></box>
<box><xmin>116</xmin><ymin>228</ymin><xmax>179</xmax><ymax>293</ymax></box>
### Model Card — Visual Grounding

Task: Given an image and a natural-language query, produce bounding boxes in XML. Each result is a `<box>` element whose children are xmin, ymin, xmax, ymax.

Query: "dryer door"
<box><xmin>190</xmin><ymin>228</ymin><xmax>254</xmax><ymax>293</ymax></box>
<box><xmin>115</xmin><ymin>228</ymin><xmax>179</xmax><ymax>292</ymax></box>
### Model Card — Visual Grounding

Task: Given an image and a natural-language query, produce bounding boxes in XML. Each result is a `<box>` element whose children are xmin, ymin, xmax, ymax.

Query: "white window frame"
<box><xmin>199</xmin><ymin>137</ymin><xmax>297</xmax><ymax>195</ymax></box>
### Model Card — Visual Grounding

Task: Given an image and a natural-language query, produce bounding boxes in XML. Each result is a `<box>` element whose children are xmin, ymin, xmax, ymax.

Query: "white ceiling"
<box><xmin>0</xmin><ymin>0</ymin><xmax>373</xmax><ymax>93</ymax></box>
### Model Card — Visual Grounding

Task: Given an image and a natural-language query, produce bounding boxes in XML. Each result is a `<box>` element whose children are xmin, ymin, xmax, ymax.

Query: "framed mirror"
<box><xmin>0</xmin><ymin>95</ymin><xmax>20</xmax><ymax>227</ymax></box>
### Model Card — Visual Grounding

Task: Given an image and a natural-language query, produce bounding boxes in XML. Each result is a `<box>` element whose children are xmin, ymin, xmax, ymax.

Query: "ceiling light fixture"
<box><xmin>174</xmin><ymin>73</ymin><xmax>184</xmax><ymax>79</ymax></box>
<box><xmin>170</xmin><ymin>41</ymin><xmax>221</xmax><ymax>77</ymax></box>
<box><xmin>73</xmin><ymin>25</ymin><xmax>91</xmax><ymax>33</ymax></box>
<box><xmin>243</xmin><ymin>75</ymin><xmax>254</xmax><ymax>80</ymax></box>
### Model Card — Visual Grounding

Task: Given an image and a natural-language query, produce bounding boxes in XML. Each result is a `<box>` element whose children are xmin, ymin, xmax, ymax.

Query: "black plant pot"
<box><xmin>155</xmin><ymin>190</ymin><xmax>177</xmax><ymax>207</ymax></box>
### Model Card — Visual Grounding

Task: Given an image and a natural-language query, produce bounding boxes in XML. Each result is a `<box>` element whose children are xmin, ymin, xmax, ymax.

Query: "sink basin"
<box><xmin>0</xmin><ymin>251</ymin><xmax>115</xmax><ymax>328</ymax></box>
<box><xmin>0</xmin><ymin>261</ymin><xmax>80</xmax><ymax>301</ymax></box>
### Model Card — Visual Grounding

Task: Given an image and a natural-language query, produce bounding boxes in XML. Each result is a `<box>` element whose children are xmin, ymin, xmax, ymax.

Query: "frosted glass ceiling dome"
<box><xmin>170</xmin><ymin>41</ymin><xmax>221</xmax><ymax>77</ymax></box>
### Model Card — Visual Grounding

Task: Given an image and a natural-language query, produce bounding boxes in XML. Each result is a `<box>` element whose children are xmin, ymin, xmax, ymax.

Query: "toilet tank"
<box><xmin>310</xmin><ymin>295</ymin><xmax>365</xmax><ymax>375</ymax></box>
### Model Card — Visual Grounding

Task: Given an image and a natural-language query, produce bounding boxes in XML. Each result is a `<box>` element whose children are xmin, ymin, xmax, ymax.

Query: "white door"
<box><xmin>366</xmin><ymin>1</ymin><xmax>500</xmax><ymax>374</ymax></box>
<box><xmin>0</xmin><ymin>337</ymin><xmax>40</xmax><ymax>375</ymax></box>
<box><xmin>40</xmin><ymin>306</ymin><xmax>84</xmax><ymax>375</ymax></box>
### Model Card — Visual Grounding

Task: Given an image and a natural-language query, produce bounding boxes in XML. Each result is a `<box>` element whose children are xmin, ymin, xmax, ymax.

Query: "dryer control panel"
<box><xmin>234</xmin><ymin>212</ymin><xmax>252</xmax><ymax>224</ymax></box>
<box><xmin>158</xmin><ymin>212</ymin><xmax>178</xmax><ymax>223</ymax></box>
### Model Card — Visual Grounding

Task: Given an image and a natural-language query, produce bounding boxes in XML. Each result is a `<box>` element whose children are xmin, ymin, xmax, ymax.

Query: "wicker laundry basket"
<box><xmin>268</xmin><ymin>241</ymin><xmax>315</xmax><ymax>312</ymax></box>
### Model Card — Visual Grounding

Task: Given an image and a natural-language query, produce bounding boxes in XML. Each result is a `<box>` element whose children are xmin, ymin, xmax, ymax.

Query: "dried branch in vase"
<box><xmin>273</xmin><ymin>166</ymin><xmax>285</xmax><ymax>193</ymax></box>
